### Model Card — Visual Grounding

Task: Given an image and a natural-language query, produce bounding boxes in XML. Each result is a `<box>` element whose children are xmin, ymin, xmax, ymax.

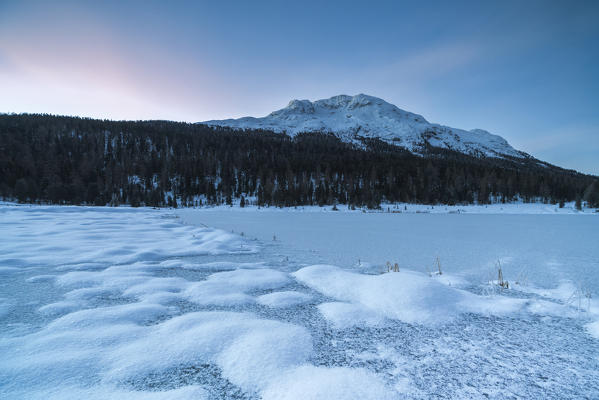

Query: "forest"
<box><xmin>1</xmin><ymin>113</ymin><xmax>598</xmax><ymax>208</ymax></box>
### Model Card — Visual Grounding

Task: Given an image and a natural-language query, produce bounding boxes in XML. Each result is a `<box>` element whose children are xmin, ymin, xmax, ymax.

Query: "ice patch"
<box><xmin>26</xmin><ymin>275</ymin><xmax>57</xmax><ymax>282</ymax></box>
<box><xmin>318</xmin><ymin>302</ymin><xmax>386</xmax><ymax>329</ymax></box>
<box><xmin>123</xmin><ymin>277</ymin><xmax>189</xmax><ymax>298</ymax></box>
<box><xmin>463</xmin><ymin>295</ymin><xmax>527</xmax><ymax>315</ymax></box>
<box><xmin>256</xmin><ymin>291</ymin><xmax>312</xmax><ymax>308</ymax></box>
<box><xmin>19</xmin><ymin>385</ymin><xmax>209</xmax><ymax>400</ymax></box>
<box><xmin>179</xmin><ymin>261</ymin><xmax>269</xmax><ymax>270</ymax></box>
<box><xmin>0</xmin><ymin>299</ymin><xmax>11</xmax><ymax>318</ymax></box>
<box><xmin>38</xmin><ymin>301</ymin><xmax>82</xmax><ymax>315</ymax></box>
<box><xmin>7</xmin><ymin>385</ymin><xmax>209</xmax><ymax>400</ymax></box>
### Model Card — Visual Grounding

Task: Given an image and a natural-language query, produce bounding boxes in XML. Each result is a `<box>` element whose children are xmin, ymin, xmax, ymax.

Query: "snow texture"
<box><xmin>261</xmin><ymin>366</ymin><xmax>397</xmax><ymax>400</ymax></box>
<box><xmin>1</xmin><ymin>204</ymin><xmax>598</xmax><ymax>399</ymax></box>
<box><xmin>203</xmin><ymin>94</ymin><xmax>525</xmax><ymax>158</ymax></box>
<box><xmin>256</xmin><ymin>291</ymin><xmax>313</xmax><ymax>308</ymax></box>
<box><xmin>294</xmin><ymin>265</ymin><xmax>525</xmax><ymax>326</ymax></box>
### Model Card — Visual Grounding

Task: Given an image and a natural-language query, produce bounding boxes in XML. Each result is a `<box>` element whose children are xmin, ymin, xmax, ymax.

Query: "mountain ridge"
<box><xmin>203</xmin><ymin>94</ymin><xmax>527</xmax><ymax>159</ymax></box>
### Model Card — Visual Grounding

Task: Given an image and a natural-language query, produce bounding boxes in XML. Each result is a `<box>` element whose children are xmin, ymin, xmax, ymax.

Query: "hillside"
<box><xmin>1</xmin><ymin>113</ymin><xmax>597</xmax><ymax>208</ymax></box>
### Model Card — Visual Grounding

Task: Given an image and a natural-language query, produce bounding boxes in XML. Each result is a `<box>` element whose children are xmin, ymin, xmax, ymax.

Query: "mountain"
<box><xmin>2</xmin><ymin>114</ymin><xmax>597</xmax><ymax>208</ymax></box>
<box><xmin>203</xmin><ymin>94</ymin><xmax>526</xmax><ymax>159</ymax></box>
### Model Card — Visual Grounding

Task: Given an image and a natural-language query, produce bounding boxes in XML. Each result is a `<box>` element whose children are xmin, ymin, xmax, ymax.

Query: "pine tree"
<box><xmin>583</xmin><ymin>181</ymin><xmax>599</xmax><ymax>208</ymax></box>
<box><xmin>0</xmin><ymin>114</ymin><xmax>595</xmax><ymax>208</ymax></box>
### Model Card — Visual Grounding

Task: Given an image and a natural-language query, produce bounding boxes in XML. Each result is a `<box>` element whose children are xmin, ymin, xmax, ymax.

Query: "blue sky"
<box><xmin>1</xmin><ymin>0</ymin><xmax>598</xmax><ymax>174</ymax></box>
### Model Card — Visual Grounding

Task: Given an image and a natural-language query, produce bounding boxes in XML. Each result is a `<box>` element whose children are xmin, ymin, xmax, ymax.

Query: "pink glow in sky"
<box><xmin>1</xmin><ymin>1</ymin><xmax>598</xmax><ymax>174</ymax></box>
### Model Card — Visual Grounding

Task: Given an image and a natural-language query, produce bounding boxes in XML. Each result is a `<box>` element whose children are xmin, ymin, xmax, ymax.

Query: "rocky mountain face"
<box><xmin>203</xmin><ymin>94</ymin><xmax>526</xmax><ymax>159</ymax></box>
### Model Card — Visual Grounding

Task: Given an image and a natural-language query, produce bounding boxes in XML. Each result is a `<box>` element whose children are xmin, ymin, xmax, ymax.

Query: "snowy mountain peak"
<box><xmin>203</xmin><ymin>94</ymin><xmax>525</xmax><ymax>159</ymax></box>
<box><xmin>284</xmin><ymin>99</ymin><xmax>315</xmax><ymax>114</ymax></box>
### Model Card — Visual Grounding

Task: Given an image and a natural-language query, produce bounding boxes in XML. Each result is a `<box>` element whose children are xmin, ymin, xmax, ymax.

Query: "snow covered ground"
<box><xmin>1</xmin><ymin>204</ymin><xmax>598</xmax><ymax>399</ymax></box>
<box><xmin>179</xmin><ymin>205</ymin><xmax>599</xmax><ymax>289</ymax></box>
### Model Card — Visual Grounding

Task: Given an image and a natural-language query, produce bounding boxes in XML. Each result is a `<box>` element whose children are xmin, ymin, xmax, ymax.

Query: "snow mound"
<box><xmin>98</xmin><ymin>311</ymin><xmax>313</xmax><ymax>393</ymax></box>
<box><xmin>184</xmin><ymin>268</ymin><xmax>291</xmax><ymax>306</ymax></box>
<box><xmin>203</xmin><ymin>94</ymin><xmax>524</xmax><ymax>158</ymax></box>
<box><xmin>216</xmin><ymin>321</ymin><xmax>313</xmax><ymax>393</ymax></box>
<box><xmin>55</xmin><ymin>264</ymin><xmax>291</xmax><ymax>308</ymax></box>
<box><xmin>261</xmin><ymin>365</ymin><xmax>397</xmax><ymax>400</ymax></box>
<box><xmin>293</xmin><ymin>265</ymin><xmax>525</xmax><ymax>326</ymax></box>
<box><xmin>586</xmin><ymin>320</ymin><xmax>599</xmax><ymax>339</ymax></box>
<box><xmin>1</xmin><ymin>310</ymin><xmax>313</xmax><ymax>397</ymax></box>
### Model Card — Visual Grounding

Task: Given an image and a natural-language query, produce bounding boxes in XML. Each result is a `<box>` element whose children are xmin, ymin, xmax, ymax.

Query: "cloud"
<box><xmin>517</xmin><ymin>123</ymin><xmax>598</xmax><ymax>153</ymax></box>
<box><xmin>516</xmin><ymin>123</ymin><xmax>599</xmax><ymax>175</ymax></box>
<box><xmin>380</xmin><ymin>41</ymin><xmax>485</xmax><ymax>81</ymax></box>
<box><xmin>0</xmin><ymin>12</ymin><xmax>231</xmax><ymax>121</ymax></box>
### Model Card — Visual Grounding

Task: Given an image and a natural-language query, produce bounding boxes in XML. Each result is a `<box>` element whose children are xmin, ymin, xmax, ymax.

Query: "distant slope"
<box><xmin>203</xmin><ymin>94</ymin><xmax>526</xmax><ymax>159</ymax></box>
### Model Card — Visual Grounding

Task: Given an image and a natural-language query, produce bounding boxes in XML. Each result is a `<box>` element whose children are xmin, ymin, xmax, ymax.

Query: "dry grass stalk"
<box><xmin>386</xmin><ymin>261</ymin><xmax>400</xmax><ymax>272</ymax></box>
<box><xmin>497</xmin><ymin>261</ymin><xmax>509</xmax><ymax>289</ymax></box>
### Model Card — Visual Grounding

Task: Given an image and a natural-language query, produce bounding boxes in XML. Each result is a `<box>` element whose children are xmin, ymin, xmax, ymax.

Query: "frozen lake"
<box><xmin>179</xmin><ymin>209</ymin><xmax>599</xmax><ymax>291</ymax></box>
<box><xmin>1</xmin><ymin>205</ymin><xmax>598</xmax><ymax>399</ymax></box>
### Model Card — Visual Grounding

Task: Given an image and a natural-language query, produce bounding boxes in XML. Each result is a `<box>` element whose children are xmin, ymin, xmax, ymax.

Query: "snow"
<box><xmin>294</xmin><ymin>265</ymin><xmax>525</xmax><ymax>326</ymax></box>
<box><xmin>179</xmin><ymin>207</ymin><xmax>599</xmax><ymax>289</ymax></box>
<box><xmin>98</xmin><ymin>311</ymin><xmax>313</xmax><ymax>394</ymax></box>
<box><xmin>215</xmin><ymin>320</ymin><xmax>312</xmax><ymax>393</ymax></box>
<box><xmin>261</xmin><ymin>366</ymin><xmax>397</xmax><ymax>400</ymax></box>
<box><xmin>586</xmin><ymin>320</ymin><xmax>599</xmax><ymax>339</ymax></box>
<box><xmin>203</xmin><ymin>94</ymin><xmax>525</xmax><ymax>158</ymax></box>
<box><xmin>183</xmin><ymin>268</ymin><xmax>291</xmax><ymax>306</ymax></box>
<box><xmin>1</xmin><ymin>204</ymin><xmax>599</xmax><ymax>399</ymax></box>
<box><xmin>526</xmin><ymin>299</ymin><xmax>579</xmax><ymax>318</ymax></box>
<box><xmin>0</xmin><ymin>206</ymin><xmax>256</xmax><ymax>268</ymax></box>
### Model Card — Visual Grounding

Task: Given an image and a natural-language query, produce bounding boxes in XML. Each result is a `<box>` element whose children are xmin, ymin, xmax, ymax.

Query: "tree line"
<box><xmin>1</xmin><ymin>114</ymin><xmax>598</xmax><ymax>208</ymax></box>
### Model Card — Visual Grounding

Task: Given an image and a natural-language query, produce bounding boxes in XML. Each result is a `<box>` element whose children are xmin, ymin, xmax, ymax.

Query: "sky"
<box><xmin>1</xmin><ymin>1</ymin><xmax>598</xmax><ymax>175</ymax></box>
